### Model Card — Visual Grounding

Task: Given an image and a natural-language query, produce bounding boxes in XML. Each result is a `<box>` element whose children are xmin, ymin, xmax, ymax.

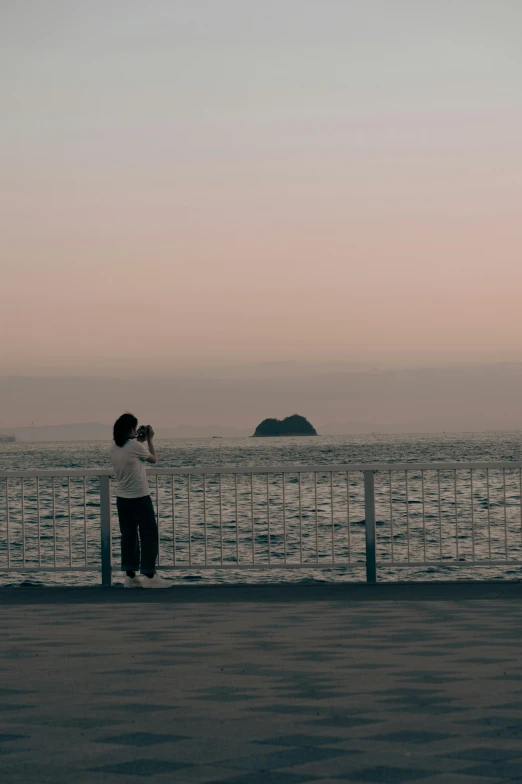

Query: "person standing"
<box><xmin>110</xmin><ymin>413</ymin><xmax>173</xmax><ymax>588</ymax></box>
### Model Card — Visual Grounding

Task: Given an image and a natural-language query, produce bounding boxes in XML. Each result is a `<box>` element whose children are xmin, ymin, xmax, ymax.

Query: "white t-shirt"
<box><xmin>110</xmin><ymin>439</ymin><xmax>151</xmax><ymax>499</ymax></box>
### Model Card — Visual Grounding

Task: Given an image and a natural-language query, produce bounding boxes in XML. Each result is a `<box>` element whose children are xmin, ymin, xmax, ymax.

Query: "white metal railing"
<box><xmin>2</xmin><ymin>462</ymin><xmax>522</xmax><ymax>585</ymax></box>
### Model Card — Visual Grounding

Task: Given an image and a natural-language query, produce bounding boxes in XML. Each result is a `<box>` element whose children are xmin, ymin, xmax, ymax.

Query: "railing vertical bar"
<box><xmin>83</xmin><ymin>477</ymin><xmax>87</xmax><ymax>567</ymax></box>
<box><xmin>437</xmin><ymin>469</ymin><xmax>443</xmax><ymax>561</ymax></box>
<box><xmin>487</xmin><ymin>468</ymin><xmax>491</xmax><ymax>561</ymax></box>
<box><xmin>21</xmin><ymin>478</ymin><xmax>25</xmax><ymax>567</ymax></box>
<box><xmin>389</xmin><ymin>471</ymin><xmax>394</xmax><ymax>563</ymax></box>
<box><xmin>172</xmin><ymin>475</ymin><xmax>176</xmax><ymax>566</ymax></box>
<box><xmin>314</xmin><ymin>472</ymin><xmax>319</xmax><ymax>564</ymax></box>
<box><xmin>405</xmin><ymin>470</ymin><xmax>410</xmax><ymax>563</ymax></box>
<box><xmin>99</xmin><ymin>475</ymin><xmax>112</xmax><ymax>586</ymax></box>
<box><xmin>454</xmin><ymin>470</ymin><xmax>459</xmax><ymax>561</ymax></box>
<box><xmin>202</xmin><ymin>474</ymin><xmax>207</xmax><ymax>566</ymax></box>
<box><xmin>364</xmin><ymin>470</ymin><xmax>377</xmax><ymax>583</ymax></box>
<box><xmin>82</xmin><ymin>476</ymin><xmax>87</xmax><ymax>566</ymax></box>
<box><xmin>68</xmin><ymin>476</ymin><xmax>72</xmax><ymax>567</ymax></box>
<box><xmin>282</xmin><ymin>472</ymin><xmax>287</xmax><ymax>564</ymax></box>
<box><xmin>266</xmin><ymin>473</ymin><xmax>271</xmax><ymax>564</ymax></box>
<box><xmin>52</xmin><ymin>476</ymin><xmax>56</xmax><ymax>567</ymax></box>
<box><xmin>235</xmin><ymin>474</ymin><xmax>239</xmax><ymax>565</ymax></box>
<box><xmin>421</xmin><ymin>470</ymin><xmax>426</xmax><ymax>562</ymax></box>
<box><xmin>188</xmin><ymin>475</ymin><xmax>192</xmax><ymax>566</ymax></box>
<box><xmin>518</xmin><ymin>468</ymin><xmax>522</xmax><ymax>543</ymax></box>
<box><xmin>156</xmin><ymin>475</ymin><xmax>160</xmax><ymax>565</ymax></box>
<box><xmin>298</xmin><ymin>472</ymin><xmax>303</xmax><ymax>564</ymax></box>
<box><xmin>5</xmin><ymin>478</ymin><xmax>10</xmax><ymax>568</ymax></box>
<box><xmin>330</xmin><ymin>472</ymin><xmax>335</xmax><ymax>563</ymax></box>
<box><xmin>346</xmin><ymin>472</ymin><xmax>351</xmax><ymax>563</ymax></box>
<box><xmin>251</xmin><ymin>473</ymin><xmax>255</xmax><ymax>564</ymax></box>
<box><xmin>218</xmin><ymin>474</ymin><xmax>223</xmax><ymax>565</ymax></box>
<box><xmin>203</xmin><ymin>474</ymin><xmax>208</xmax><ymax>566</ymax></box>
<box><xmin>37</xmin><ymin>477</ymin><xmax>42</xmax><ymax>567</ymax></box>
<box><xmin>470</xmin><ymin>469</ymin><xmax>475</xmax><ymax>562</ymax></box>
<box><xmin>503</xmin><ymin>468</ymin><xmax>508</xmax><ymax>560</ymax></box>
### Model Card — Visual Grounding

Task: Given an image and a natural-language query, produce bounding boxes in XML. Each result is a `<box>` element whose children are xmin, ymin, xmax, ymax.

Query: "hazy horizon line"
<box><xmin>3</xmin><ymin>358</ymin><xmax>522</xmax><ymax>380</ymax></box>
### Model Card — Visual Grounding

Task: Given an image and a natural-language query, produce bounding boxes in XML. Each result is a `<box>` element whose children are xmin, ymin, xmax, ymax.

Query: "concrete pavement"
<box><xmin>2</xmin><ymin>583</ymin><xmax>522</xmax><ymax>783</ymax></box>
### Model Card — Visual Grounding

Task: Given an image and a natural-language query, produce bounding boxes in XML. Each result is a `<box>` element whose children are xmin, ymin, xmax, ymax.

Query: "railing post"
<box><xmin>364</xmin><ymin>470</ymin><xmax>377</xmax><ymax>583</ymax></box>
<box><xmin>100</xmin><ymin>475</ymin><xmax>112</xmax><ymax>587</ymax></box>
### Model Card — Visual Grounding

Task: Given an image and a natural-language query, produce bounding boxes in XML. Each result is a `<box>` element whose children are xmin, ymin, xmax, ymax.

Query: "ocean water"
<box><xmin>1</xmin><ymin>433</ymin><xmax>522</xmax><ymax>586</ymax></box>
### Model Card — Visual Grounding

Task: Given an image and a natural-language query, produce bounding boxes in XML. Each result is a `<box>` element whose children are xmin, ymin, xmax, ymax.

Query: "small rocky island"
<box><xmin>253</xmin><ymin>414</ymin><xmax>317</xmax><ymax>437</ymax></box>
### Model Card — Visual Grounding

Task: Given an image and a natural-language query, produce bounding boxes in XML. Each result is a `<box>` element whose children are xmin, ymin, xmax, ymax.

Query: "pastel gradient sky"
<box><xmin>2</xmin><ymin>0</ymin><xmax>521</xmax><ymax>375</ymax></box>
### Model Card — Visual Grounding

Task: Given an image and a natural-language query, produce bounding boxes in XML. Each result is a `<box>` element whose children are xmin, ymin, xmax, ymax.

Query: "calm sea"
<box><xmin>1</xmin><ymin>433</ymin><xmax>522</xmax><ymax>586</ymax></box>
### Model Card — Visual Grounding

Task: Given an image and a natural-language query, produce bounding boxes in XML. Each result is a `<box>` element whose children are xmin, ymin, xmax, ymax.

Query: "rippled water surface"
<box><xmin>1</xmin><ymin>433</ymin><xmax>522</xmax><ymax>586</ymax></box>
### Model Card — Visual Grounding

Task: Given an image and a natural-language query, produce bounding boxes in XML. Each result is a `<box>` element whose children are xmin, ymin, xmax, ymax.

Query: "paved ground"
<box><xmin>2</xmin><ymin>583</ymin><xmax>522</xmax><ymax>783</ymax></box>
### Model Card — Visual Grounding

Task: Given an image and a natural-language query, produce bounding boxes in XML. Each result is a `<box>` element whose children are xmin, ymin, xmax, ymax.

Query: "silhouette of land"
<box><xmin>253</xmin><ymin>413</ymin><xmax>317</xmax><ymax>436</ymax></box>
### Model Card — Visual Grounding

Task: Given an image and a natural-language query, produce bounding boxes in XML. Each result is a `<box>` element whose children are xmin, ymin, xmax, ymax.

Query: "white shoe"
<box><xmin>123</xmin><ymin>574</ymin><xmax>143</xmax><ymax>589</ymax></box>
<box><xmin>141</xmin><ymin>573</ymin><xmax>173</xmax><ymax>589</ymax></box>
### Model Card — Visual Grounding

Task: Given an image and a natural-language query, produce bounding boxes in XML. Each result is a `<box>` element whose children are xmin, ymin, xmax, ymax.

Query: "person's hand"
<box><xmin>147</xmin><ymin>426</ymin><xmax>155</xmax><ymax>441</ymax></box>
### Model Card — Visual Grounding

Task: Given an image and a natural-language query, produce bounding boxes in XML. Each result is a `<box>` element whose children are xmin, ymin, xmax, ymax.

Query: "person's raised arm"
<box><xmin>146</xmin><ymin>427</ymin><xmax>157</xmax><ymax>464</ymax></box>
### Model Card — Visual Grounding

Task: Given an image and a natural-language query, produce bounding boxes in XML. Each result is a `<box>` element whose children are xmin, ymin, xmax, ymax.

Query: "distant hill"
<box><xmin>0</xmin><ymin>423</ymin><xmax>111</xmax><ymax>442</ymax></box>
<box><xmin>253</xmin><ymin>414</ymin><xmax>317</xmax><ymax>437</ymax></box>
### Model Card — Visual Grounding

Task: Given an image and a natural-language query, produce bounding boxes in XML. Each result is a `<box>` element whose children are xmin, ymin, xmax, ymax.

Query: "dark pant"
<box><xmin>116</xmin><ymin>495</ymin><xmax>158</xmax><ymax>575</ymax></box>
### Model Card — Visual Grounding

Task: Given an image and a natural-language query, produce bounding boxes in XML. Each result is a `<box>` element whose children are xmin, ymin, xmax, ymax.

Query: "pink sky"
<box><xmin>2</xmin><ymin>1</ymin><xmax>522</xmax><ymax>377</ymax></box>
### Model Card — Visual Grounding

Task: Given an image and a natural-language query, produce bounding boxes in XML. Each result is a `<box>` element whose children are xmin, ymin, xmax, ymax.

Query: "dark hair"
<box><xmin>113</xmin><ymin>413</ymin><xmax>138</xmax><ymax>447</ymax></box>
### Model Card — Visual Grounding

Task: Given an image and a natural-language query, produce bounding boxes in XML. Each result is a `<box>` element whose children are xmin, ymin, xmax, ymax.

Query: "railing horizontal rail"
<box><xmin>0</xmin><ymin>567</ymin><xmax>100</xmax><ymax>572</ymax></box>
<box><xmin>378</xmin><ymin>561</ymin><xmax>522</xmax><ymax>568</ymax></box>
<box><xmin>138</xmin><ymin>562</ymin><xmax>363</xmax><ymax>571</ymax></box>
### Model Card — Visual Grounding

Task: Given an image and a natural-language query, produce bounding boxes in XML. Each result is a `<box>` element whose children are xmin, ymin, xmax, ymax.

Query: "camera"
<box><xmin>136</xmin><ymin>425</ymin><xmax>150</xmax><ymax>440</ymax></box>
